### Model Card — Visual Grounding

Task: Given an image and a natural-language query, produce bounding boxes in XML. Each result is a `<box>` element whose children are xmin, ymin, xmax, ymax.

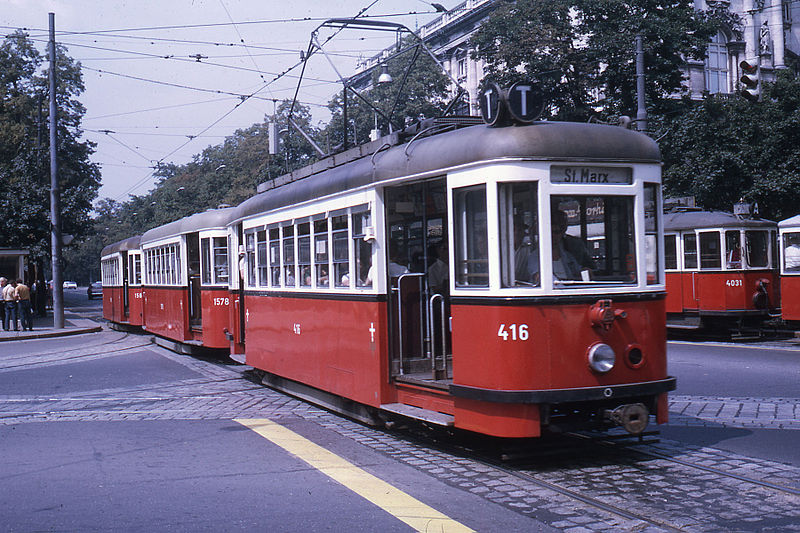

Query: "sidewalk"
<box><xmin>0</xmin><ymin>311</ymin><xmax>103</xmax><ymax>342</ymax></box>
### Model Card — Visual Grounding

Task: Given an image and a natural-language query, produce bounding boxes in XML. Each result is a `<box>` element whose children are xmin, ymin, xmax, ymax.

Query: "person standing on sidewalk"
<box><xmin>15</xmin><ymin>279</ymin><xmax>33</xmax><ymax>331</ymax></box>
<box><xmin>3</xmin><ymin>278</ymin><xmax>19</xmax><ymax>331</ymax></box>
<box><xmin>0</xmin><ymin>278</ymin><xmax>6</xmax><ymax>326</ymax></box>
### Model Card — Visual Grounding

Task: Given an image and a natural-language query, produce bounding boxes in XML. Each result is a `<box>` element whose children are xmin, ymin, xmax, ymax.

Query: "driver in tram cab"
<box><xmin>551</xmin><ymin>209</ymin><xmax>593</xmax><ymax>281</ymax></box>
<box><xmin>526</xmin><ymin>210</ymin><xmax>592</xmax><ymax>282</ymax></box>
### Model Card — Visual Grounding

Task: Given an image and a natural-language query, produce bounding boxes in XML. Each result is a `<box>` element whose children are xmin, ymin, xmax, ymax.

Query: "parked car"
<box><xmin>63</xmin><ymin>280</ymin><xmax>78</xmax><ymax>289</ymax></box>
<box><xmin>87</xmin><ymin>281</ymin><xmax>103</xmax><ymax>300</ymax></box>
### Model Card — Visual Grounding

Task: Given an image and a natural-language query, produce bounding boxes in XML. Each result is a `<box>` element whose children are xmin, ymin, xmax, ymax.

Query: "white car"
<box><xmin>63</xmin><ymin>281</ymin><xmax>78</xmax><ymax>289</ymax></box>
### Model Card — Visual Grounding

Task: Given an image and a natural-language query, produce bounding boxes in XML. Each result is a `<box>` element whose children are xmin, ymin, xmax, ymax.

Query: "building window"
<box><xmin>705</xmin><ymin>31</ymin><xmax>729</xmax><ymax>94</ymax></box>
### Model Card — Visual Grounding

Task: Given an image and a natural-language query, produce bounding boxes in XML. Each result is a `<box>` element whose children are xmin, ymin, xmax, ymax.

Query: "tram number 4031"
<box><xmin>725</xmin><ymin>279</ymin><xmax>743</xmax><ymax>287</ymax></box>
<box><xmin>497</xmin><ymin>323</ymin><xmax>529</xmax><ymax>341</ymax></box>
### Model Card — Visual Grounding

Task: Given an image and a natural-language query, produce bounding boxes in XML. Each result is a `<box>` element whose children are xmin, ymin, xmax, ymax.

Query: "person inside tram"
<box><xmin>785</xmin><ymin>240</ymin><xmax>800</xmax><ymax>271</ymax></box>
<box><xmin>388</xmin><ymin>241</ymin><xmax>409</xmax><ymax>279</ymax></box>
<box><xmin>525</xmin><ymin>210</ymin><xmax>592</xmax><ymax>282</ymax></box>
<box><xmin>427</xmin><ymin>242</ymin><xmax>448</xmax><ymax>295</ymax></box>
<box><xmin>551</xmin><ymin>209</ymin><xmax>593</xmax><ymax>281</ymax></box>
<box><xmin>513</xmin><ymin>218</ymin><xmax>534</xmax><ymax>281</ymax></box>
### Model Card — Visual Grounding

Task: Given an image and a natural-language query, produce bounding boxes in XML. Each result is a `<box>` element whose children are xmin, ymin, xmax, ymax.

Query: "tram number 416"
<box><xmin>497</xmin><ymin>323</ymin><xmax>529</xmax><ymax>341</ymax></box>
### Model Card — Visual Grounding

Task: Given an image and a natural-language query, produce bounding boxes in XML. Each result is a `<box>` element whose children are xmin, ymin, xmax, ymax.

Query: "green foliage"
<box><xmin>0</xmin><ymin>30</ymin><xmax>101</xmax><ymax>268</ymax></box>
<box><xmin>657</xmin><ymin>70</ymin><xmax>800</xmax><ymax>221</ymax></box>
<box><xmin>470</xmin><ymin>0</ymin><xmax>726</xmax><ymax>120</ymax></box>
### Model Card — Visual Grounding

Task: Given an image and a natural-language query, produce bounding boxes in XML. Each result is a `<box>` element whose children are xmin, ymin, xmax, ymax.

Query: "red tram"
<box><xmin>100</xmin><ymin>236</ymin><xmax>144</xmax><ymax>329</ymax></box>
<box><xmin>224</xmin><ymin>120</ymin><xmax>674</xmax><ymax>438</ymax></box>
<box><xmin>139</xmin><ymin>208</ymin><xmax>235</xmax><ymax>352</ymax></box>
<box><xmin>663</xmin><ymin>208</ymin><xmax>779</xmax><ymax>331</ymax></box>
<box><xmin>779</xmin><ymin>215</ymin><xmax>800</xmax><ymax>326</ymax></box>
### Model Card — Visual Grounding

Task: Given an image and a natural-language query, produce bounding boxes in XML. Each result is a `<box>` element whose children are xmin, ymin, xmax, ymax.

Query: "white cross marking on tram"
<box><xmin>246</xmin><ymin>309</ymin><xmax>249</xmax><ymax>322</ymax></box>
<box><xmin>369</xmin><ymin>322</ymin><xmax>375</xmax><ymax>343</ymax></box>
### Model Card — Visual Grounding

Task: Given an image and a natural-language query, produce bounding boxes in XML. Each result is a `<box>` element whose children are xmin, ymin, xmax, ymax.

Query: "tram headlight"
<box><xmin>587</xmin><ymin>343</ymin><xmax>616</xmax><ymax>373</ymax></box>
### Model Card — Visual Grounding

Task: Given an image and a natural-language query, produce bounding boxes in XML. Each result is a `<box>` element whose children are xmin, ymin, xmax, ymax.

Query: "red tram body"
<box><xmin>663</xmin><ymin>209</ymin><xmax>779</xmax><ymax>330</ymax></box>
<box><xmin>225</xmin><ymin>121</ymin><xmax>674</xmax><ymax>438</ymax></box>
<box><xmin>100</xmin><ymin>236</ymin><xmax>143</xmax><ymax>328</ymax></box>
<box><xmin>139</xmin><ymin>208</ymin><xmax>235</xmax><ymax>351</ymax></box>
<box><xmin>779</xmin><ymin>215</ymin><xmax>800</xmax><ymax>325</ymax></box>
<box><xmin>104</xmin><ymin>120</ymin><xmax>675</xmax><ymax>438</ymax></box>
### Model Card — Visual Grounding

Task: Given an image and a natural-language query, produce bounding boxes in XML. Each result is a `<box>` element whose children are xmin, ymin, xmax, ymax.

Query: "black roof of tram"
<box><xmin>140</xmin><ymin>207</ymin><xmax>236</xmax><ymax>246</ymax></box>
<box><xmin>101</xmin><ymin>235</ymin><xmax>141</xmax><ymax>257</ymax></box>
<box><xmin>664</xmin><ymin>210</ymin><xmax>776</xmax><ymax>231</ymax></box>
<box><xmin>232</xmin><ymin>121</ymin><xmax>660</xmax><ymax>224</ymax></box>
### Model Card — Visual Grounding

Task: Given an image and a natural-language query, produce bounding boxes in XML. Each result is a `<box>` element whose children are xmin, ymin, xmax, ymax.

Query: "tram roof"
<box><xmin>664</xmin><ymin>209</ymin><xmax>776</xmax><ymax>231</ymax></box>
<box><xmin>101</xmin><ymin>235</ymin><xmax>141</xmax><ymax>257</ymax></box>
<box><xmin>233</xmin><ymin>121</ymin><xmax>660</xmax><ymax>224</ymax></box>
<box><xmin>778</xmin><ymin>214</ymin><xmax>800</xmax><ymax>228</ymax></box>
<box><xmin>140</xmin><ymin>207</ymin><xmax>235</xmax><ymax>246</ymax></box>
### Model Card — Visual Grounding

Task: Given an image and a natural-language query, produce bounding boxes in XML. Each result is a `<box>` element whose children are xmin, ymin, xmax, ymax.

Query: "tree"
<box><xmin>657</xmin><ymin>70</ymin><xmax>800</xmax><ymax>221</ymax></box>
<box><xmin>0</xmin><ymin>31</ymin><xmax>101</xmax><ymax>269</ymax></box>
<box><xmin>470</xmin><ymin>0</ymin><xmax>726</xmax><ymax>120</ymax></box>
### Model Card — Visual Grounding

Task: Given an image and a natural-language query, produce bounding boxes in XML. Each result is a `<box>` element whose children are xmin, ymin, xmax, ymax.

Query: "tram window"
<box><xmin>644</xmin><ymin>184</ymin><xmax>660</xmax><ymax>284</ymax></box>
<box><xmin>664</xmin><ymin>235</ymin><xmax>678</xmax><ymax>270</ymax></box>
<box><xmin>725</xmin><ymin>231</ymin><xmax>742</xmax><ymax>269</ymax></box>
<box><xmin>298</xmin><ymin>223</ymin><xmax>311</xmax><ymax>287</ymax></box>
<box><xmin>783</xmin><ymin>232</ymin><xmax>800</xmax><ymax>272</ymax></box>
<box><xmin>245</xmin><ymin>232</ymin><xmax>257</xmax><ymax>287</ymax></box>
<box><xmin>699</xmin><ymin>232</ymin><xmax>721</xmax><ymax>269</ymax></box>
<box><xmin>283</xmin><ymin>225</ymin><xmax>296</xmax><ymax>287</ymax></box>
<box><xmin>683</xmin><ymin>234</ymin><xmax>698</xmax><ymax>269</ymax></box>
<box><xmin>352</xmin><ymin>211</ymin><xmax>373</xmax><ymax>288</ymax></box>
<box><xmin>256</xmin><ymin>230</ymin><xmax>268</xmax><ymax>286</ymax></box>
<box><xmin>551</xmin><ymin>196</ymin><xmax>635</xmax><ymax>284</ymax></box>
<box><xmin>498</xmin><ymin>182</ymin><xmax>540</xmax><ymax>288</ymax></box>
<box><xmin>745</xmin><ymin>230</ymin><xmax>769</xmax><ymax>268</ymax></box>
<box><xmin>213</xmin><ymin>237</ymin><xmax>229</xmax><ymax>284</ymax></box>
<box><xmin>314</xmin><ymin>219</ymin><xmax>329</xmax><ymax>288</ymax></box>
<box><xmin>133</xmin><ymin>255</ymin><xmax>141</xmax><ymax>285</ymax></box>
<box><xmin>201</xmin><ymin>238</ymin><xmax>211</xmax><ymax>284</ymax></box>
<box><xmin>454</xmin><ymin>185</ymin><xmax>489</xmax><ymax>287</ymax></box>
<box><xmin>332</xmin><ymin>215</ymin><xmax>350</xmax><ymax>288</ymax></box>
<box><xmin>269</xmin><ymin>228</ymin><xmax>280</xmax><ymax>287</ymax></box>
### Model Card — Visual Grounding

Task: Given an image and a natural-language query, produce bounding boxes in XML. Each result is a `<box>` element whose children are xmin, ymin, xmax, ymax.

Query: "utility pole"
<box><xmin>49</xmin><ymin>12</ymin><xmax>64</xmax><ymax>329</ymax></box>
<box><xmin>635</xmin><ymin>34</ymin><xmax>647</xmax><ymax>133</ymax></box>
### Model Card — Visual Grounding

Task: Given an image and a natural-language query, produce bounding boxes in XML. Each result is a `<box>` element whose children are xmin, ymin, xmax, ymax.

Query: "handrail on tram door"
<box><xmin>395</xmin><ymin>273</ymin><xmax>425</xmax><ymax>376</ymax></box>
<box><xmin>428</xmin><ymin>293</ymin><xmax>447</xmax><ymax>380</ymax></box>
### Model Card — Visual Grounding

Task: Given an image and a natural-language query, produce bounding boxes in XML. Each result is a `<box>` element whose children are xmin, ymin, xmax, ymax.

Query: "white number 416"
<box><xmin>497</xmin><ymin>323</ymin><xmax>529</xmax><ymax>341</ymax></box>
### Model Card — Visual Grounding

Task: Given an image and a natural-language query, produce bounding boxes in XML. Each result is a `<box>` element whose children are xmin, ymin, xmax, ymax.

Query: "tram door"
<box><xmin>385</xmin><ymin>178</ymin><xmax>452</xmax><ymax>382</ymax></box>
<box><xmin>187</xmin><ymin>233</ymin><xmax>202</xmax><ymax>328</ymax></box>
<box><xmin>121</xmin><ymin>251</ymin><xmax>130</xmax><ymax>318</ymax></box>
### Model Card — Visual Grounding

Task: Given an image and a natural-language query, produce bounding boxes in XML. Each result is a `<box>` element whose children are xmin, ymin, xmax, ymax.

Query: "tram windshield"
<box><xmin>745</xmin><ymin>230</ymin><xmax>769</xmax><ymax>268</ymax></box>
<box><xmin>550</xmin><ymin>196</ymin><xmax>636</xmax><ymax>285</ymax></box>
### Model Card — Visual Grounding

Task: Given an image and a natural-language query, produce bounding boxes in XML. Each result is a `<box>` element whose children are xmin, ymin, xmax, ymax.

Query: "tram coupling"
<box><xmin>604</xmin><ymin>403</ymin><xmax>649</xmax><ymax>434</ymax></box>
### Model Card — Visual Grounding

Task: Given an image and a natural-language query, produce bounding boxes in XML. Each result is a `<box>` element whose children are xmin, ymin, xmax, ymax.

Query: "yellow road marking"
<box><xmin>235</xmin><ymin>418</ymin><xmax>474</xmax><ymax>533</ymax></box>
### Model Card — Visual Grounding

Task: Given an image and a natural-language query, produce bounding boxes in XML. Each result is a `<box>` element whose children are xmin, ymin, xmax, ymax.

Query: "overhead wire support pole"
<box><xmin>48</xmin><ymin>12</ymin><xmax>65</xmax><ymax>329</ymax></box>
<box><xmin>635</xmin><ymin>34</ymin><xmax>647</xmax><ymax>134</ymax></box>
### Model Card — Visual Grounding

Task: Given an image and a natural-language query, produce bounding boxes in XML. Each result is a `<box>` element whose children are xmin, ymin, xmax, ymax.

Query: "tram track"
<box><xmin>576</xmin><ymin>432</ymin><xmax>800</xmax><ymax>498</ymax></box>
<box><xmin>380</xmin><ymin>420</ymin><xmax>800</xmax><ymax>532</ymax></box>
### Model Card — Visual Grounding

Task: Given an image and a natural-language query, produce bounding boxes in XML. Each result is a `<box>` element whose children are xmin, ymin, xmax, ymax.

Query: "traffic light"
<box><xmin>740</xmin><ymin>60</ymin><xmax>760</xmax><ymax>102</ymax></box>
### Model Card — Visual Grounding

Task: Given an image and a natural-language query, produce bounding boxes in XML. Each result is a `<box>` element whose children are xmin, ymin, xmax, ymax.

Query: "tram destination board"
<box><xmin>551</xmin><ymin>165</ymin><xmax>632</xmax><ymax>184</ymax></box>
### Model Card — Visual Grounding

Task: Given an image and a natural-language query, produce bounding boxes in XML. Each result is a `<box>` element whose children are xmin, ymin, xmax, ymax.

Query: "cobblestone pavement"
<box><xmin>1</xmin><ymin>340</ymin><xmax>799</xmax><ymax>532</ymax></box>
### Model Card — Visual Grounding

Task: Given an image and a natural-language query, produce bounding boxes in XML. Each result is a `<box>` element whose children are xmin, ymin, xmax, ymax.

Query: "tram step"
<box><xmin>380</xmin><ymin>403</ymin><xmax>454</xmax><ymax>427</ymax></box>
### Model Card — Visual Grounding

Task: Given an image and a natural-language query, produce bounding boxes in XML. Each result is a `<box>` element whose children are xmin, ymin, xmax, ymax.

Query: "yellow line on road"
<box><xmin>235</xmin><ymin>418</ymin><xmax>474</xmax><ymax>533</ymax></box>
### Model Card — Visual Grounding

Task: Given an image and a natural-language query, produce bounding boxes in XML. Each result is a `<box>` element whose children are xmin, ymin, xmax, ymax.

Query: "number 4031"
<box><xmin>497</xmin><ymin>323</ymin><xmax>529</xmax><ymax>341</ymax></box>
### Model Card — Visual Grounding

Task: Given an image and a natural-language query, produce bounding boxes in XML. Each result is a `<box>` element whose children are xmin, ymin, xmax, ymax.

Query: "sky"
<box><xmin>1</xmin><ymin>0</ymin><xmax>453</xmax><ymax>203</ymax></box>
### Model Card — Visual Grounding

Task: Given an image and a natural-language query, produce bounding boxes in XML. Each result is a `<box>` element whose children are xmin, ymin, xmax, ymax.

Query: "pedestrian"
<box><xmin>3</xmin><ymin>278</ymin><xmax>19</xmax><ymax>331</ymax></box>
<box><xmin>15</xmin><ymin>279</ymin><xmax>33</xmax><ymax>331</ymax></box>
<box><xmin>0</xmin><ymin>277</ymin><xmax>6</xmax><ymax>327</ymax></box>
